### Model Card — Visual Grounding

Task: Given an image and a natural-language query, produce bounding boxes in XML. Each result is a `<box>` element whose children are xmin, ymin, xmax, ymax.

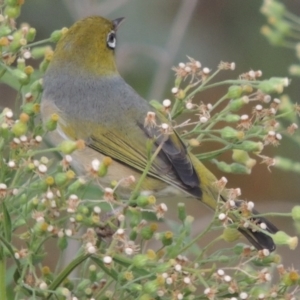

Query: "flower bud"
<box><xmin>98</xmin><ymin>157</ymin><xmax>112</xmax><ymax>177</ymax></box>
<box><xmin>129</xmin><ymin>228</ymin><xmax>138</xmax><ymax>241</ymax></box>
<box><xmin>261</xmin><ymin>0</ymin><xmax>285</xmax><ymax>18</ymax></box>
<box><xmin>140</xmin><ymin>226</ymin><xmax>154</xmax><ymax>240</ymax></box>
<box><xmin>232</xmin><ymin>149</ymin><xmax>250</xmax><ymax>164</ymax></box>
<box><xmin>213</xmin><ymin>160</ymin><xmax>250</xmax><ymax>174</ymax></box>
<box><xmin>57</xmin><ymin>236</ymin><xmax>68</xmax><ymax>250</ymax></box>
<box><xmin>11</xmin><ymin>69</ymin><xmax>27</xmax><ymax>81</ymax></box>
<box><xmin>26</xmin><ymin>27</ymin><xmax>36</xmax><ymax>42</ymax></box>
<box><xmin>132</xmin><ymin>254</ymin><xmax>148</xmax><ymax>268</ymax></box>
<box><xmin>143</xmin><ymin>280</ymin><xmax>159</xmax><ymax>294</ymax></box>
<box><xmin>128</xmin><ymin>207</ymin><xmax>142</xmax><ymax>228</ymax></box>
<box><xmin>227</xmin><ymin>85</ymin><xmax>243</xmax><ymax>98</ymax></box>
<box><xmin>4</xmin><ymin>5</ymin><xmax>21</xmax><ymax>18</ymax></box>
<box><xmin>58</xmin><ymin>140</ymin><xmax>78</xmax><ymax>154</ymax></box>
<box><xmin>12</xmin><ymin>122</ymin><xmax>27</xmax><ymax>136</ymax></box>
<box><xmin>129</xmin><ymin>283</ymin><xmax>143</xmax><ymax>292</ymax></box>
<box><xmin>222</xmin><ymin>227</ymin><xmax>240</xmax><ymax>243</ymax></box>
<box><xmin>67</xmin><ymin>178</ymin><xmax>86</xmax><ymax>193</ymax></box>
<box><xmin>258</xmin><ymin>77</ymin><xmax>289</xmax><ymax>94</ymax></box>
<box><xmin>0</xmin><ymin>36</ymin><xmax>9</xmax><ymax>46</ymax></box>
<box><xmin>22</xmin><ymin>103</ymin><xmax>35</xmax><ymax>115</ymax></box>
<box><xmin>30</xmin><ymin>79</ymin><xmax>43</xmax><ymax>93</ymax></box>
<box><xmin>54</xmin><ymin>172</ymin><xmax>69</xmax><ymax>186</ymax></box>
<box><xmin>291</xmin><ymin>206</ymin><xmax>300</xmax><ymax>221</ymax></box>
<box><xmin>289</xmin><ymin>64</ymin><xmax>300</xmax><ymax>76</ymax></box>
<box><xmin>272</xmin><ymin>231</ymin><xmax>298</xmax><ymax>250</ymax></box>
<box><xmin>161</xmin><ymin>231</ymin><xmax>173</xmax><ymax>246</ymax></box>
<box><xmin>45</xmin><ymin>113</ymin><xmax>58</xmax><ymax>131</ymax></box>
<box><xmin>77</xmin><ymin>279</ymin><xmax>91</xmax><ymax>291</ymax></box>
<box><xmin>220</xmin><ymin>126</ymin><xmax>244</xmax><ymax>140</ymax></box>
<box><xmin>229</xmin><ymin>96</ymin><xmax>249</xmax><ymax>111</ymax></box>
<box><xmin>50</xmin><ymin>28</ymin><xmax>68</xmax><ymax>43</ymax></box>
<box><xmin>0</xmin><ymin>25</ymin><xmax>11</xmax><ymax>38</ymax></box>
<box><xmin>235</xmin><ymin>141</ymin><xmax>264</xmax><ymax>153</ymax></box>
<box><xmin>224</xmin><ymin>114</ymin><xmax>240</xmax><ymax>123</ymax></box>
<box><xmin>31</xmin><ymin>46</ymin><xmax>51</xmax><ymax>59</ymax></box>
<box><xmin>149</xmin><ymin>100</ymin><xmax>165</xmax><ymax>113</ymax></box>
<box><xmin>136</xmin><ymin>195</ymin><xmax>149</xmax><ymax>207</ymax></box>
<box><xmin>177</xmin><ymin>202</ymin><xmax>186</xmax><ymax>222</ymax></box>
<box><xmin>282</xmin><ymin>270</ymin><xmax>300</xmax><ymax>286</ymax></box>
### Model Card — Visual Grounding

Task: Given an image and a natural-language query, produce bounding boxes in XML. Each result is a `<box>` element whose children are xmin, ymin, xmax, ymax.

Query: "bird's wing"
<box><xmin>61</xmin><ymin>111</ymin><xmax>202</xmax><ymax>198</ymax></box>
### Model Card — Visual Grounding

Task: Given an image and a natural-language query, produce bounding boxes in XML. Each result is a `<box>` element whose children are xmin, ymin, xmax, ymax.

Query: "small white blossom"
<box><xmin>199</xmin><ymin>116</ymin><xmax>208</xmax><ymax>123</ymax></box>
<box><xmin>87</xmin><ymin>245</ymin><xmax>96</xmax><ymax>254</ymax></box>
<box><xmin>166</xmin><ymin>277</ymin><xmax>173</xmax><ymax>285</ymax></box>
<box><xmin>174</xmin><ymin>264</ymin><xmax>182</xmax><ymax>272</ymax></box>
<box><xmin>65</xmin><ymin>229</ymin><xmax>72</xmax><ymax>236</ymax></box>
<box><xmin>91</xmin><ymin>159</ymin><xmax>100</xmax><ymax>172</ymax></box>
<box><xmin>38</xmin><ymin>164</ymin><xmax>47</xmax><ymax>174</ymax></box>
<box><xmin>93</xmin><ymin>206</ymin><xmax>101</xmax><ymax>214</ymax></box>
<box><xmin>39</xmin><ymin>281</ymin><xmax>48</xmax><ymax>290</ymax></box>
<box><xmin>20</xmin><ymin>135</ymin><xmax>28</xmax><ymax>142</ymax></box>
<box><xmin>35</xmin><ymin>135</ymin><xmax>42</xmax><ymax>143</ymax></box>
<box><xmin>171</xmin><ymin>87</ymin><xmax>178</xmax><ymax>94</ymax></box>
<box><xmin>262</xmin><ymin>249</ymin><xmax>270</xmax><ymax>256</ymax></box>
<box><xmin>163</xmin><ymin>99</ymin><xmax>171</xmax><ymax>108</ymax></box>
<box><xmin>239</xmin><ymin>292</ymin><xmax>248</xmax><ymax>299</ymax></box>
<box><xmin>203</xmin><ymin>67</ymin><xmax>210</xmax><ymax>74</ymax></box>
<box><xmin>124</xmin><ymin>247</ymin><xmax>134</xmax><ymax>256</ymax></box>
<box><xmin>218</xmin><ymin>213</ymin><xmax>226</xmax><ymax>221</ymax></box>
<box><xmin>103</xmin><ymin>256</ymin><xmax>112</xmax><ymax>264</ymax></box>
<box><xmin>5</xmin><ymin>110</ymin><xmax>13</xmax><ymax>118</ymax></box>
<box><xmin>183</xmin><ymin>276</ymin><xmax>191</xmax><ymax>284</ymax></box>
<box><xmin>8</xmin><ymin>161</ymin><xmax>16</xmax><ymax>168</ymax></box>
<box><xmin>247</xmin><ymin>201</ymin><xmax>254</xmax><ymax>211</ymax></box>
<box><xmin>260</xmin><ymin>222</ymin><xmax>267</xmax><ymax>230</ymax></box>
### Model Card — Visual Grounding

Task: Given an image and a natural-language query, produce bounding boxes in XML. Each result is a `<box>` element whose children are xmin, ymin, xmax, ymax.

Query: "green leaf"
<box><xmin>47</xmin><ymin>253</ymin><xmax>91</xmax><ymax>298</ymax></box>
<box><xmin>2</xmin><ymin>202</ymin><xmax>12</xmax><ymax>242</ymax></box>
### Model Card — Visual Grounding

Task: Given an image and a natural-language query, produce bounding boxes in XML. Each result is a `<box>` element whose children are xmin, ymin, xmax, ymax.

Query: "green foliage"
<box><xmin>0</xmin><ymin>1</ymin><xmax>300</xmax><ymax>299</ymax></box>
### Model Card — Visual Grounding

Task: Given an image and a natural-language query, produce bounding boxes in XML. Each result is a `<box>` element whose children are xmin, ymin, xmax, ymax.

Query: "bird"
<box><xmin>41</xmin><ymin>15</ymin><xmax>278</xmax><ymax>251</ymax></box>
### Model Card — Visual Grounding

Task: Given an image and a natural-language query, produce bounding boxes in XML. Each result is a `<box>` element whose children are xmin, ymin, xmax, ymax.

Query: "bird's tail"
<box><xmin>189</xmin><ymin>154</ymin><xmax>278</xmax><ymax>251</ymax></box>
<box><xmin>237</xmin><ymin>207</ymin><xmax>278</xmax><ymax>251</ymax></box>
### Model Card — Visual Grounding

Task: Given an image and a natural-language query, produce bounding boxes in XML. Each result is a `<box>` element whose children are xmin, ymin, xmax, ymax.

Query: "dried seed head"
<box><xmin>144</xmin><ymin>111</ymin><xmax>156</xmax><ymax>128</ymax></box>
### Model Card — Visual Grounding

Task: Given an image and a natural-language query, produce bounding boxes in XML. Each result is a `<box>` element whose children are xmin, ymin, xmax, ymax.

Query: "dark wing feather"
<box><xmin>87</xmin><ymin>117</ymin><xmax>202</xmax><ymax>198</ymax></box>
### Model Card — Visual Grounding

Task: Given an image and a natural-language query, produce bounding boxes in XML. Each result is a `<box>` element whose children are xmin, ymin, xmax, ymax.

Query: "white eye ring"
<box><xmin>106</xmin><ymin>31</ymin><xmax>116</xmax><ymax>49</ymax></box>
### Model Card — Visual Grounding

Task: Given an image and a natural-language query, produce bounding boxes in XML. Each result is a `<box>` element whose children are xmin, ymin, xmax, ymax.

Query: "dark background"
<box><xmin>1</xmin><ymin>0</ymin><xmax>300</xmax><ymax>266</ymax></box>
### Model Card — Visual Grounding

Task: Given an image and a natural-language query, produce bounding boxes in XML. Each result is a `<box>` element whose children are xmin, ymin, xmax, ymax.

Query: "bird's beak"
<box><xmin>112</xmin><ymin>17</ymin><xmax>125</xmax><ymax>31</ymax></box>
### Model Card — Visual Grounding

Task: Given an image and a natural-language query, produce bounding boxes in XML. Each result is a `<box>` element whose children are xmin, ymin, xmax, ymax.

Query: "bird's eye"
<box><xmin>106</xmin><ymin>31</ymin><xmax>116</xmax><ymax>49</ymax></box>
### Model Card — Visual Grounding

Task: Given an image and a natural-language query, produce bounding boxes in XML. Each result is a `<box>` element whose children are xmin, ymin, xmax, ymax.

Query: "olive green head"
<box><xmin>50</xmin><ymin>16</ymin><xmax>124</xmax><ymax>76</ymax></box>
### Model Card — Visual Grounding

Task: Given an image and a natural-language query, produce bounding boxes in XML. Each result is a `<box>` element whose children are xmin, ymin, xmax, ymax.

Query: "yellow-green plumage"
<box><xmin>41</xmin><ymin>16</ymin><xmax>278</xmax><ymax>250</ymax></box>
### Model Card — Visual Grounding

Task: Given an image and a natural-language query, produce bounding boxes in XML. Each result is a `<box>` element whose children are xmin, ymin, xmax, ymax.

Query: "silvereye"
<box><xmin>41</xmin><ymin>16</ymin><xmax>278</xmax><ymax>250</ymax></box>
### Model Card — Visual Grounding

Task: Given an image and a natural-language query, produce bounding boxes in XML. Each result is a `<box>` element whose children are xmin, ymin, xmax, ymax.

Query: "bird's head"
<box><xmin>50</xmin><ymin>16</ymin><xmax>124</xmax><ymax>76</ymax></box>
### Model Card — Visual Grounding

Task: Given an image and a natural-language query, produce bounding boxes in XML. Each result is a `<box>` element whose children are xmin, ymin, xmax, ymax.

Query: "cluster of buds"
<box><xmin>257</xmin><ymin>267</ymin><xmax>272</xmax><ymax>283</ymax></box>
<box><xmin>218</xmin><ymin>61</ymin><xmax>236</xmax><ymax>71</ymax></box>
<box><xmin>144</xmin><ymin>111</ymin><xmax>157</xmax><ymax>128</ymax></box>
<box><xmin>153</xmin><ymin>203</ymin><xmax>168</xmax><ymax>219</ymax></box>
<box><xmin>212</xmin><ymin>269</ymin><xmax>240</xmax><ymax>294</ymax></box>
<box><xmin>197</xmin><ymin>102</ymin><xmax>211</xmax><ymax>123</ymax></box>
<box><xmin>237</xmin><ymin>114</ymin><xmax>252</xmax><ymax>130</ymax></box>
<box><xmin>14</xmin><ymin>248</ymin><xmax>28</xmax><ymax>260</ymax></box>
<box><xmin>172</xmin><ymin>57</ymin><xmax>202</xmax><ymax>80</ymax></box>
<box><xmin>215</xmin><ymin>176</ymin><xmax>228</xmax><ymax>192</ymax></box>
<box><xmin>67</xmin><ymin>194</ymin><xmax>80</xmax><ymax>213</ymax></box>
<box><xmin>240</xmin><ymin>69</ymin><xmax>263</xmax><ymax>81</ymax></box>
<box><xmin>113</xmin><ymin>228</ymin><xmax>141</xmax><ymax>256</ymax></box>
<box><xmin>82</xmin><ymin>228</ymin><xmax>97</xmax><ymax>254</ymax></box>
<box><xmin>263</xmin><ymin>130</ymin><xmax>282</xmax><ymax>146</ymax></box>
<box><xmin>89</xmin><ymin>157</ymin><xmax>112</xmax><ymax>177</ymax></box>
